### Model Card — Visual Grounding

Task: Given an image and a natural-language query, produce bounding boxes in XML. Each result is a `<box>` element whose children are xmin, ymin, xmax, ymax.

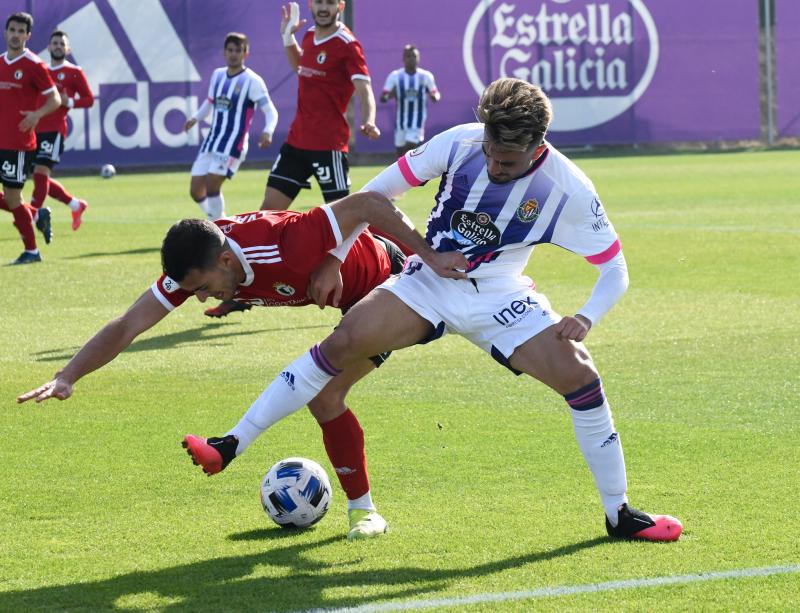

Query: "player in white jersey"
<box><xmin>188</xmin><ymin>78</ymin><xmax>683</xmax><ymax>543</ymax></box>
<box><xmin>380</xmin><ymin>44</ymin><xmax>439</xmax><ymax>156</ymax></box>
<box><xmin>184</xmin><ymin>33</ymin><xmax>278</xmax><ymax>220</ymax></box>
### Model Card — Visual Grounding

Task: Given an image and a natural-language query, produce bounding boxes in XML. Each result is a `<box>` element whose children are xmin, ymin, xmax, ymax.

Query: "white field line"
<box><xmin>293</xmin><ymin>564</ymin><xmax>800</xmax><ymax>613</ymax></box>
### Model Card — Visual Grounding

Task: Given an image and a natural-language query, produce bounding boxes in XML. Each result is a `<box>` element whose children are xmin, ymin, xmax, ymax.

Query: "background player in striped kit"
<box><xmin>30</xmin><ymin>29</ymin><xmax>94</xmax><ymax>242</ymax></box>
<box><xmin>0</xmin><ymin>12</ymin><xmax>60</xmax><ymax>265</ymax></box>
<box><xmin>380</xmin><ymin>44</ymin><xmax>440</xmax><ymax>157</ymax></box>
<box><xmin>184</xmin><ymin>33</ymin><xmax>277</xmax><ymax>221</ymax></box>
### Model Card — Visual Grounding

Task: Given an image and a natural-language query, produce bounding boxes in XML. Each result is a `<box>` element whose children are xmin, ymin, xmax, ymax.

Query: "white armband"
<box><xmin>576</xmin><ymin>252</ymin><xmax>629</xmax><ymax>325</ymax></box>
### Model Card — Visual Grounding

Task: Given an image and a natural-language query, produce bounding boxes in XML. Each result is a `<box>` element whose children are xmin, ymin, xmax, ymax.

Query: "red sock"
<box><xmin>11</xmin><ymin>205</ymin><xmax>37</xmax><ymax>250</ymax></box>
<box><xmin>48</xmin><ymin>178</ymin><xmax>73</xmax><ymax>204</ymax></box>
<box><xmin>320</xmin><ymin>408</ymin><xmax>370</xmax><ymax>500</ymax></box>
<box><xmin>31</xmin><ymin>172</ymin><xmax>49</xmax><ymax>209</ymax></box>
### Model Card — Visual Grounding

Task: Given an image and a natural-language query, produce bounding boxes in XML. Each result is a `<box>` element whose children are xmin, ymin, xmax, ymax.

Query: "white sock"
<box><xmin>226</xmin><ymin>349</ymin><xmax>337</xmax><ymax>456</ymax></box>
<box><xmin>195</xmin><ymin>198</ymin><xmax>209</xmax><ymax>216</ymax></box>
<box><xmin>347</xmin><ymin>491</ymin><xmax>375</xmax><ymax>511</ymax></box>
<box><xmin>206</xmin><ymin>193</ymin><xmax>225</xmax><ymax>220</ymax></box>
<box><xmin>68</xmin><ymin>197</ymin><xmax>80</xmax><ymax>211</ymax></box>
<box><xmin>570</xmin><ymin>402</ymin><xmax>628</xmax><ymax>524</ymax></box>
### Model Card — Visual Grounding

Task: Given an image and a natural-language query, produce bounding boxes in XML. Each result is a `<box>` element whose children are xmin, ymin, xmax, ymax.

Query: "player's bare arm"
<box><xmin>18</xmin><ymin>89</ymin><xmax>61</xmax><ymax>131</ymax></box>
<box><xmin>330</xmin><ymin>191</ymin><xmax>467</xmax><ymax>278</ymax></box>
<box><xmin>354</xmin><ymin>79</ymin><xmax>380</xmax><ymax>140</ymax></box>
<box><xmin>281</xmin><ymin>2</ymin><xmax>305</xmax><ymax>70</ymax></box>
<box><xmin>17</xmin><ymin>291</ymin><xmax>169</xmax><ymax>404</ymax></box>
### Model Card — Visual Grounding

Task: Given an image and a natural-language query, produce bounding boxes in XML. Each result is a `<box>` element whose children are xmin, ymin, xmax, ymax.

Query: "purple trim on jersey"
<box><xmin>533</xmin><ymin>192</ymin><xmax>570</xmax><ymax>245</ymax></box>
<box><xmin>310</xmin><ymin>344</ymin><xmax>341</xmax><ymax>376</ymax></box>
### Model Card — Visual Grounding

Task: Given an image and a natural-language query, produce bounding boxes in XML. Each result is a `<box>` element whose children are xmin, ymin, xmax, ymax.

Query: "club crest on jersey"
<box><xmin>450</xmin><ymin>210</ymin><xmax>500</xmax><ymax>247</ymax></box>
<box><xmin>219</xmin><ymin>224</ymin><xmax>233</xmax><ymax>234</ymax></box>
<box><xmin>273</xmin><ymin>282</ymin><xmax>295</xmax><ymax>297</ymax></box>
<box><xmin>57</xmin><ymin>72</ymin><xmax>65</xmax><ymax>80</ymax></box>
<box><xmin>316</xmin><ymin>51</ymin><xmax>327</xmax><ymax>64</ymax></box>
<box><xmin>516</xmin><ymin>198</ymin><xmax>540</xmax><ymax>223</ymax></box>
<box><xmin>14</xmin><ymin>69</ymin><xmax>23</xmax><ymax>79</ymax></box>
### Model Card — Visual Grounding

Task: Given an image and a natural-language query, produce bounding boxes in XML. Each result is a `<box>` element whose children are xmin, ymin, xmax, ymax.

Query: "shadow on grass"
<box><xmin>63</xmin><ymin>246</ymin><xmax>160</xmax><ymax>259</ymax></box>
<box><xmin>0</xmin><ymin>533</ymin><xmax>608</xmax><ymax>611</ymax></box>
<box><xmin>31</xmin><ymin>323</ymin><xmax>334</xmax><ymax>362</ymax></box>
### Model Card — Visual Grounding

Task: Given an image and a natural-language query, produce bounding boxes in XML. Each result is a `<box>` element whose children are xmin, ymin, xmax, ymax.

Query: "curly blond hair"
<box><xmin>477</xmin><ymin>78</ymin><xmax>552</xmax><ymax>151</ymax></box>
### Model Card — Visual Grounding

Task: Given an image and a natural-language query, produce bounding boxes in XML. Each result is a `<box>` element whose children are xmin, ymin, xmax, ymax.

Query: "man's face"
<box><xmin>48</xmin><ymin>35</ymin><xmax>68</xmax><ymax>60</ymax></box>
<box><xmin>482</xmin><ymin>136</ymin><xmax>540</xmax><ymax>184</ymax></box>
<box><xmin>309</xmin><ymin>0</ymin><xmax>343</xmax><ymax>28</ymax></box>
<box><xmin>4</xmin><ymin>20</ymin><xmax>31</xmax><ymax>52</ymax></box>
<box><xmin>178</xmin><ymin>254</ymin><xmax>241</xmax><ymax>303</ymax></box>
<box><xmin>403</xmin><ymin>48</ymin><xmax>419</xmax><ymax>72</ymax></box>
<box><xmin>224</xmin><ymin>42</ymin><xmax>247</xmax><ymax>70</ymax></box>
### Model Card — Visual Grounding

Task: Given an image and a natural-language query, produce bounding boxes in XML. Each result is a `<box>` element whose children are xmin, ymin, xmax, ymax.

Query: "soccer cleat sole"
<box><xmin>182</xmin><ymin>435</ymin><xmax>223</xmax><ymax>476</ymax></box>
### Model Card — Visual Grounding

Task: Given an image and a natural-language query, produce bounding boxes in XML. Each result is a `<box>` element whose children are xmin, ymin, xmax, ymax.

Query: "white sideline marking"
<box><xmin>295</xmin><ymin>564</ymin><xmax>800</xmax><ymax>613</ymax></box>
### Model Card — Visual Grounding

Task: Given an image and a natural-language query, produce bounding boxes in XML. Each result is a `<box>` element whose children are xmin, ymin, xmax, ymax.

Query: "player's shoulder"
<box><xmin>540</xmin><ymin>143</ymin><xmax>597</xmax><ymax>196</ymax></box>
<box><xmin>336</xmin><ymin>24</ymin><xmax>359</xmax><ymax>45</ymax></box>
<box><xmin>418</xmin><ymin>67</ymin><xmax>436</xmax><ymax>78</ymax></box>
<box><xmin>244</xmin><ymin>67</ymin><xmax>267</xmax><ymax>84</ymax></box>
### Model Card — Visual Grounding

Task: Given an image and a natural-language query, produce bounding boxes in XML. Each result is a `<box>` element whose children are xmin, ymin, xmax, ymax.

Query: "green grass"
<box><xmin>1</xmin><ymin>151</ymin><xmax>798</xmax><ymax>611</ymax></box>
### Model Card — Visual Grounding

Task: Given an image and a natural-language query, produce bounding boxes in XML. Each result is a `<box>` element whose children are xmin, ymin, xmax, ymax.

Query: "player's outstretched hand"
<box><xmin>258</xmin><ymin>132</ymin><xmax>272</xmax><ymax>149</ymax></box>
<box><xmin>360</xmin><ymin>123</ymin><xmax>381</xmax><ymax>140</ymax></box>
<box><xmin>307</xmin><ymin>256</ymin><xmax>344</xmax><ymax>308</ymax></box>
<box><xmin>554</xmin><ymin>315</ymin><xmax>591</xmax><ymax>342</ymax></box>
<box><xmin>281</xmin><ymin>2</ymin><xmax>306</xmax><ymax>35</ymax></box>
<box><xmin>420</xmin><ymin>250</ymin><xmax>469</xmax><ymax>280</ymax></box>
<box><xmin>184</xmin><ymin>118</ymin><xmax>197</xmax><ymax>132</ymax></box>
<box><xmin>17</xmin><ymin>378</ymin><xmax>74</xmax><ymax>404</ymax></box>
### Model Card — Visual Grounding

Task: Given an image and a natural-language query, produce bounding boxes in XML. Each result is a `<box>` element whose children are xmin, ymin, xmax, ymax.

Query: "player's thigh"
<box><xmin>308</xmin><ymin>358</ymin><xmax>376</xmax><ymax>423</ymax></box>
<box><xmin>509</xmin><ymin>326</ymin><xmax>599</xmax><ymax>395</ymax></box>
<box><xmin>321</xmin><ymin>288</ymin><xmax>433</xmax><ymax>367</ymax></box>
<box><xmin>266</xmin><ymin>143</ymin><xmax>312</xmax><ymax>203</ymax></box>
<box><xmin>261</xmin><ymin>185</ymin><xmax>294</xmax><ymax>211</ymax></box>
<box><xmin>0</xmin><ymin>150</ymin><xmax>33</xmax><ymax>195</ymax></box>
<box><xmin>34</xmin><ymin>132</ymin><xmax>62</xmax><ymax>168</ymax></box>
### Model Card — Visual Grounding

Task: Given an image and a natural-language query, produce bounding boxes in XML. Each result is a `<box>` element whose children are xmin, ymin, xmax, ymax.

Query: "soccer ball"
<box><xmin>260</xmin><ymin>457</ymin><xmax>332</xmax><ymax>528</ymax></box>
<box><xmin>100</xmin><ymin>164</ymin><xmax>116</xmax><ymax>178</ymax></box>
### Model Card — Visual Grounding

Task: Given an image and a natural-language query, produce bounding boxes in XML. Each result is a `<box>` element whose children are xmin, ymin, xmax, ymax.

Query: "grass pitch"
<box><xmin>1</xmin><ymin>151</ymin><xmax>798</xmax><ymax>611</ymax></box>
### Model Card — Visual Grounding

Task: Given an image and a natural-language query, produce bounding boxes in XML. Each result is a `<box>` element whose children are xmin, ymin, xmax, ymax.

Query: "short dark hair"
<box><xmin>224</xmin><ymin>32</ymin><xmax>249</xmax><ymax>51</ymax></box>
<box><xmin>50</xmin><ymin>29</ymin><xmax>68</xmax><ymax>41</ymax></box>
<box><xmin>6</xmin><ymin>12</ymin><xmax>33</xmax><ymax>33</ymax></box>
<box><xmin>161</xmin><ymin>219</ymin><xmax>226</xmax><ymax>282</ymax></box>
<box><xmin>477</xmin><ymin>78</ymin><xmax>552</xmax><ymax>152</ymax></box>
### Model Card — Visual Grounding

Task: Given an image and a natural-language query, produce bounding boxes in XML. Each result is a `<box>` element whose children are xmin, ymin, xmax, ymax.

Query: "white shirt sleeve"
<box><xmin>576</xmin><ymin>251</ymin><xmax>629</xmax><ymax>325</ymax></box>
<box><xmin>192</xmin><ymin>97</ymin><xmax>213</xmax><ymax>121</ymax></box>
<box><xmin>382</xmin><ymin>70</ymin><xmax>397</xmax><ymax>93</ymax></box>
<box><xmin>425</xmin><ymin>70</ymin><xmax>439</xmax><ymax>94</ymax></box>
<box><xmin>249</xmin><ymin>73</ymin><xmax>278</xmax><ymax>135</ymax></box>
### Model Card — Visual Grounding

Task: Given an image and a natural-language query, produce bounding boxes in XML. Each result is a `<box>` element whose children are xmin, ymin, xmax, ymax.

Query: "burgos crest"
<box><xmin>516</xmin><ymin>198</ymin><xmax>539</xmax><ymax>223</ymax></box>
<box><xmin>273</xmin><ymin>282</ymin><xmax>295</xmax><ymax>297</ymax></box>
<box><xmin>462</xmin><ymin>0</ymin><xmax>659</xmax><ymax>132</ymax></box>
<box><xmin>317</xmin><ymin>51</ymin><xmax>327</xmax><ymax>64</ymax></box>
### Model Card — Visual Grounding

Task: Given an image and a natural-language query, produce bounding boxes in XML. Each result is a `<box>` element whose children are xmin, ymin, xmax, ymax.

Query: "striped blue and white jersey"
<box><xmin>382</xmin><ymin>68</ymin><xmax>438</xmax><ymax>131</ymax></box>
<box><xmin>200</xmin><ymin>67</ymin><xmax>271</xmax><ymax>159</ymax></box>
<box><xmin>394</xmin><ymin>123</ymin><xmax>620</xmax><ymax>278</ymax></box>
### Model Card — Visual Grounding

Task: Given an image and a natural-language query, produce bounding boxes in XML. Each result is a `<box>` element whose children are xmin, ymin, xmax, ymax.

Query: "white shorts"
<box><xmin>379</xmin><ymin>255</ymin><xmax>560</xmax><ymax>373</ymax></box>
<box><xmin>190</xmin><ymin>151</ymin><xmax>244</xmax><ymax>179</ymax></box>
<box><xmin>394</xmin><ymin>127</ymin><xmax>424</xmax><ymax>148</ymax></box>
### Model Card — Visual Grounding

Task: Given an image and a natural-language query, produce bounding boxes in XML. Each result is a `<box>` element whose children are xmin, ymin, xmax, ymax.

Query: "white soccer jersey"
<box><xmin>200</xmin><ymin>67</ymin><xmax>272</xmax><ymax>159</ymax></box>
<box><xmin>382</xmin><ymin>68</ymin><xmax>438</xmax><ymax>131</ymax></box>
<box><xmin>394</xmin><ymin>123</ymin><xmax>620</xmax><ymax>278</ymax></box>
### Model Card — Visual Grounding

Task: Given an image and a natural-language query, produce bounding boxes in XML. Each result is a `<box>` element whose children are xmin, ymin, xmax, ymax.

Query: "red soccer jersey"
<box><xmin>286</xmin><ymin>24</ymin><xmax>370</xmax><ymax>152</ymax></box>
<box><xmin>151</xmin><ymin>206</ymin><xmax>390</xmax><ymax>312</ymax></box>
<box><xmin>37</xmin><ymin>61</ymin><xmax>94</xmax><ymax>136</ymax></box>
<box><xmin>0</xmin><ymin>50</ymin><xmax>57</xmax><ymax>150</ymax></box>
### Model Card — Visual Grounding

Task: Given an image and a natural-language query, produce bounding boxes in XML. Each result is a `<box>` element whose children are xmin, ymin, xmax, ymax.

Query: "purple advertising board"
<box><xmin>355</xmin><ymin>0</ymin><xmax>763</xmax><ymax>151</ymax></box>
<box><xmin>1</xmin><ymin>0</ymin><xmax>764</xmax><ymax>168</ymax></box>
<box><xmin>776</xmin><ymin>0</ymin><xmax>800</xmax><ymax>137</ymax></box>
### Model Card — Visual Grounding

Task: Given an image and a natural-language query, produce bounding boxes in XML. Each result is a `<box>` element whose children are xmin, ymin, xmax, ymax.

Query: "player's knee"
<box><xmin>319</xmin><ymin>328</ymin><xmax>365</xmax><ymax>369</ymax></box>
<box><xmin>189</xmin><ymin>186</ymin><xmax>205</xmax><ymax>202</ymax></box>
<box><xmin>308</xmin><ymin>394</ymin><xmax>346</xmax><ymax>424</ymax></box>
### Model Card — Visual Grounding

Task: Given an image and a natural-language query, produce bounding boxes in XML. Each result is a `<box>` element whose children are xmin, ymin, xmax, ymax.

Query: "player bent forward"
<box><xmin>185</xmin><ymin>78</ymin><xmax>683</xmax><ymax>541</ymax></box>
<box><xmin>17</xmin><ymin>193</ymin><xmax>423</xmax><ymax>540</ymax></box>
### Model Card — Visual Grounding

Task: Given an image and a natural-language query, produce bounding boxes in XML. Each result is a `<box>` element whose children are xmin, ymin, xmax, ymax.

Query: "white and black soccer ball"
<box><xmin>260</xmin><ymin>457</ymin><xmax>332</xmax><ymax>528</ymax></box>
<box><xmin>100</xmin><ymin>164</ymin><xmax>116</xmax><ymax>179</ymax></box>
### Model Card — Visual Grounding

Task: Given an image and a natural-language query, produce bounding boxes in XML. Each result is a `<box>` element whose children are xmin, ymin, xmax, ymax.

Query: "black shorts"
<box><xmin>267</xmin><ymin>142</ymin><xmax>350</xmax><ymax>203</ymax></box>
<box><xmin>341</xmin><ymin>234</ymin><xmax>407</xmax><ymax>369</ymax></box>
<box><xmin>35</xmin><ymin>132</ymin><xmax>65</xmax><ymax>168</ymax></box>
<box><xmin>0</xmin><ymin>149</ymin><xmax>36</xmax><ymax>189</ymax></box>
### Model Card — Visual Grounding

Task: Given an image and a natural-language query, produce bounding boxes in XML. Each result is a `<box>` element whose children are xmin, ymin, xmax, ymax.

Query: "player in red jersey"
<box><xmin>29</xmin><ymin>30</ymin><xmax>94</xmax><ymax>241</ymax></box>
<box><xmin>205</xmin><ymin>0</ymin><xmax>381</xmax><ymax>318</ymax></box>
<box><xmin>0</xmin><ymin>12</ymin><xmax>61</xmax><ymax>264</ymax></box>
<box><xmin>17</xmin><ymin>192</ymin><xmax>429</xmax><ymax>540</ymax></box>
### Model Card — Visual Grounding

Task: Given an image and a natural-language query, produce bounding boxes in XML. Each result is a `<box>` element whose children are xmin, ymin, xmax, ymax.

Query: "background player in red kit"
<box><xmin>30</xmin><ymin>29</ymin><xmax>94</xmax><ymax>243</ymax></box>
<box><xmin>17</xmin><ymin>192</ymin><xmax>416</xmax><ymax>540</ymax></box>
<box><xmin>205</xmin><ymin>0</ymin><xmax>381</xmax><ymax>318</ymax></box>
<box><xmin>0</xmin><ymin>12</ymin><xmax>60</xmax><ymax>264</ymax></box>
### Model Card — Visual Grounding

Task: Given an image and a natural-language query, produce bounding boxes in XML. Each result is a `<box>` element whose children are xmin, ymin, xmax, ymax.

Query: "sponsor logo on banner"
<box><xmin>39</xmin><ymin>0</ymin><xmax>202</xmax><ymax>153</ymax></box>
<box><xmin>462</xmin><ymin>0</ymin><xmax>659</xmax><ymax>131</ymax></box>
